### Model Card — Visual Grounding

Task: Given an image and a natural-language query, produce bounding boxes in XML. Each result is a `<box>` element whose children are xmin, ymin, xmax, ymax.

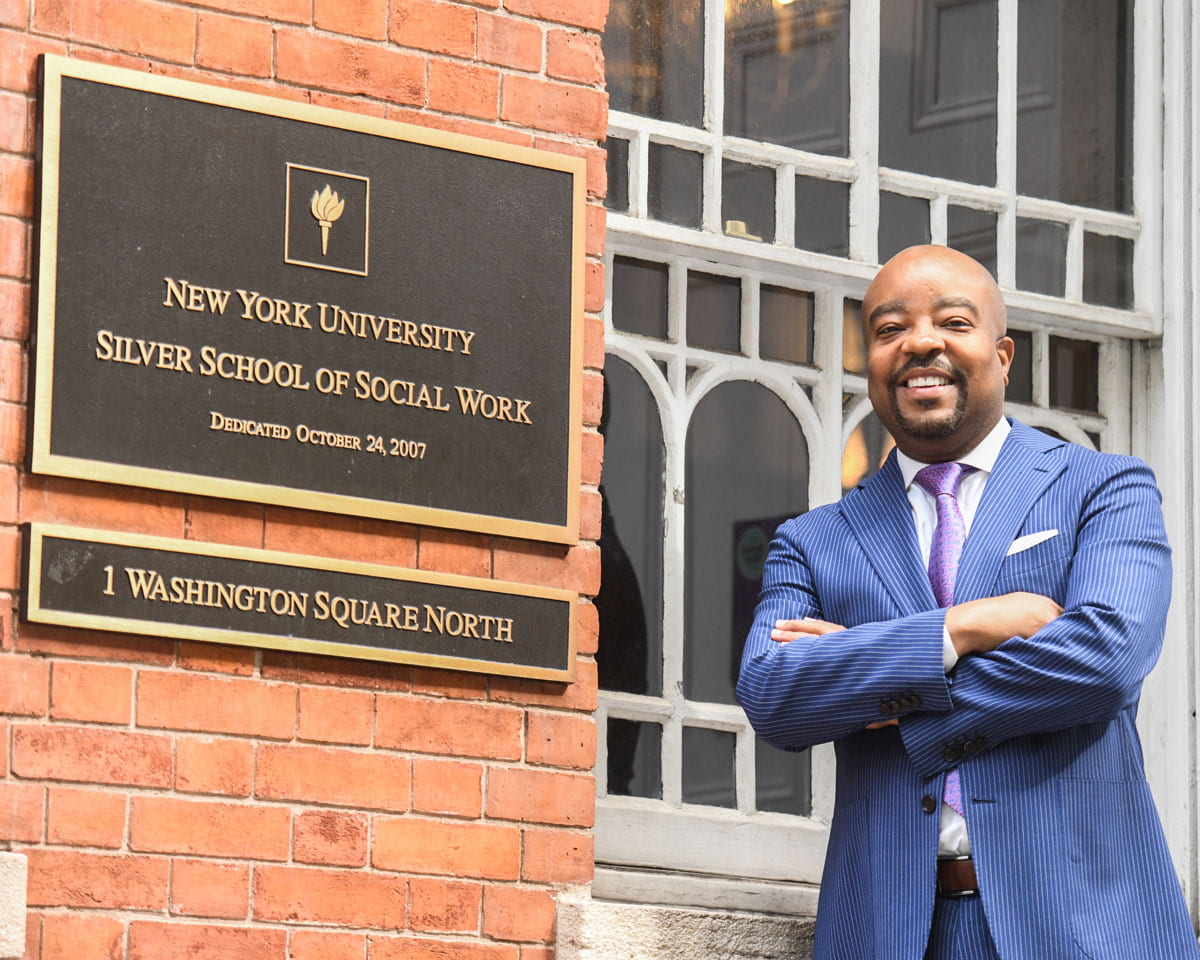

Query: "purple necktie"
<box><xmin>914</xmin><ymin>461</ymin><xmax>975</xmax><ymax>816</ymax></box>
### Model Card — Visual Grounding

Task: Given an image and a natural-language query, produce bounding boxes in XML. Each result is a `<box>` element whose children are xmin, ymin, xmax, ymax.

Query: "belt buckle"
<box><xmin>936</xmin><ymin>855</ymin><xmax>977</xmax><ymax>898</ymax></box>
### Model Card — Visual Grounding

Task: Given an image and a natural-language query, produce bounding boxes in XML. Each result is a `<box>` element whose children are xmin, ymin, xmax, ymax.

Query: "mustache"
<box><xmin>887</xmin><ymin>359</ymin><xmax>961</xmax><ymax>389</ymax></box>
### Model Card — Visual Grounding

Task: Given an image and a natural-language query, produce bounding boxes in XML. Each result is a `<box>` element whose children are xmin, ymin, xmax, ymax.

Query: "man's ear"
<box><xmin>996</xmin><ymin>335</ymin><xmax>1015</xmax><ymax>383</ymax></box>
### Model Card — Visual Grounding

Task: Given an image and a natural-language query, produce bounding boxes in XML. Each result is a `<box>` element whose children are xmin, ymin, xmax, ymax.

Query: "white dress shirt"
<box><xmin>895</xmin><ymin>416</ymin><xmax>1011</xmax><ymax>858</ymax></box>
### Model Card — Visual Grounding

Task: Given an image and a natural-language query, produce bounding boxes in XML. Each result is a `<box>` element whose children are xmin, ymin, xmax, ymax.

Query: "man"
<box><xmin>737</xmin><ymin>245</ymin><xmax>1199</xmax><ymax>959</ymax></box>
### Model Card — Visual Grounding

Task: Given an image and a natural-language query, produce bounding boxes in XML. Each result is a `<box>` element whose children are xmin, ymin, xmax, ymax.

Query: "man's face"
<box><xmin>863</xmin><ymin>246</ymin><xmax>1013</xmax><ymax>463</ymax></box>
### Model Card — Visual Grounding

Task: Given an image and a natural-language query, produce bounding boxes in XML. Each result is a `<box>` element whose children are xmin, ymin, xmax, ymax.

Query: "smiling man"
<box><xmin>737</xmin><ymin>246</ymin><xmax>1199</xmax><ymax>959</ymax></box>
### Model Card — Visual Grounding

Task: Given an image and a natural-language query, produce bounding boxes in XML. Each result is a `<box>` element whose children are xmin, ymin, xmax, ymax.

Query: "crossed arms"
<box><xmin>775</xmin><ymin>591</ymin><xmax>1062</xmax><ymax>729</ymax></box>
<box><xmin>735</xmin><ymin>457</ymin><xmax>1171</xmax><ymax>777</ymax></box>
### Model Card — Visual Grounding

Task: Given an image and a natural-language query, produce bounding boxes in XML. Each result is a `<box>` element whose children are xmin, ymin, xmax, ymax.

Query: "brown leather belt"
<box><xmin>937</xmin><ymin>857</ymin><xmax>978</xmax><ymax>897</ymax></box>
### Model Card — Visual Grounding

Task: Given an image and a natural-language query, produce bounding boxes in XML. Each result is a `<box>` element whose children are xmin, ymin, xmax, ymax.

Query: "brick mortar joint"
<box><xmin>20</xmin><ymin>906</ymin><xmax>564</xmax><ymax>940</ymax></box>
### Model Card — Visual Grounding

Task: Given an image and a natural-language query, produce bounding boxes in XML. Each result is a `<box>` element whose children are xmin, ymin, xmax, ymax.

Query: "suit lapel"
<box><xmin>954</xmin><ymin>421</ymin><xmax>1067</xmax><ymax>604</ymax></box>
<box><xmin>840</xmin><ymin>453</ymin><xmax>935</xmax><ymax>616</ymax></box>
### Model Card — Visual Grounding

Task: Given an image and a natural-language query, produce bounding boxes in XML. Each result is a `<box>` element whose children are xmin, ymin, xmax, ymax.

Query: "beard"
<box><xmin>887</xmin><ymin>363</ymin><xmax>968</xmax><ymax>439</ymax></box>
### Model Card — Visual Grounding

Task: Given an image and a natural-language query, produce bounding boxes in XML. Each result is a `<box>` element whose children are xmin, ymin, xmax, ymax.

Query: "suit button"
<box><xmin>921</xmin><ymin>794</ymin><xmax>937</xmax><ymax>814</ymax></box>
<box><xmin>905</xmin><ymin>694</ymin><xmax>921</xmax><ymax>708</ymax></box>
<box><xmin>942</xmin><ymin>747</ymin><xmax>958</xmax><ymax>762</ymax></box>
<box><xmin>879</xmin><ymin>701</ymin><xmax>893</xmax><ymax>716</ymax></box>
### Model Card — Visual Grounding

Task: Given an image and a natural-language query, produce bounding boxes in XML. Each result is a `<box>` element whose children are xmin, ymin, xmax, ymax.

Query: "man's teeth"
<box><xmin>907</xmin><ymin>375</ymin><xmax>951</xmax><ymax>387</ymax></box>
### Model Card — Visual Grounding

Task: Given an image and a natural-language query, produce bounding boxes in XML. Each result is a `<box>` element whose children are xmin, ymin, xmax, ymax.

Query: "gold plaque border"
<box><xmin>25</xmin><ymin>522</ymin><xmax>578</xmax><ymax>682</ymax></box>
<box><xmin>32</xmin><ymin>55</ymin><xmax>585</xmax><ymax>546</ymax></box>
<box><xmin>283</xmin><ymin>162</ymin><xmax>371</xmax><ymax>276</ymax></box>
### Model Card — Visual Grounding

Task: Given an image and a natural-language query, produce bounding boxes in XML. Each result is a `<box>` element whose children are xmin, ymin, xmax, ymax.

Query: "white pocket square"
<box><xmin>1006</xmin><ymin>529</ymin><xmax>1059</xmax><ymax>556</ymax></box>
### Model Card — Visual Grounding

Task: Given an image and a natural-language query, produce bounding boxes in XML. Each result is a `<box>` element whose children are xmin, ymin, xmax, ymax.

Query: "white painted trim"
<box><xmin>592</xmin><ymin>866</ymin><xmax>820</xmax><ymax>917</ymax></box>
<box><xmin>609</xmin><ymin>216</ymin><xmax>1160</xmax><ymax>337</ymax></box>
<box><xmin>595</xmin><ymin>801</ymin><xmax>829</xmax><ymax>884</ymax></box>
<box><xmin>995</xmin><ymin>0</ymin><xmax>1018</xmax><ymax>289</ymax></box>
<box><xmin>848</xmin><ymin>0</ymin><xmax>880</xmax><ymax>264</ymax></box>
<box><xmin>1149</xmin><ymin>0</ymin><xmax>1199</xmax><ymax>916</ymax></box>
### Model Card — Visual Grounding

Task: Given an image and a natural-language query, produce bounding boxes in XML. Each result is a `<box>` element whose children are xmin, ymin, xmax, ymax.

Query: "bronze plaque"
<box><xmin>32</xmin><ymin>56</ymin><xmax>584</xmax><ymax>544</ymax></box>
<box><xmin>26</xmin><ymin>524</ymin><xmax>576</xmax><ymax>680</ymax></box>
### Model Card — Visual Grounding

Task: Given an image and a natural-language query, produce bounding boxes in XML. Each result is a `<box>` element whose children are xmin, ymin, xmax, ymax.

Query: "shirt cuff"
<box><xmin>942</xmin><ymin>624</ymin><xmax>959</xmax><ymax>673</ymax></box>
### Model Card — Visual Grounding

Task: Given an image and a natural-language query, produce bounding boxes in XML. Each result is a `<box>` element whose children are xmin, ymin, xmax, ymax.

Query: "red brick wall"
<box><xmin>0</xmin><ymin>0</ymin><xmax>607</xmax><ymax>956</ymax></box>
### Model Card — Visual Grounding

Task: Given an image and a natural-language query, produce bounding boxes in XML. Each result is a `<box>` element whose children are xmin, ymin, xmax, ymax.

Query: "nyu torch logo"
<box><xmin>310</xmin><ymin>184</ymin><xmax>345</xmax><ymax>256</ymax></box>
<box><xmin>285</xmin><ymin>164</ymin><xmax>370</xmax><ymax>276</ymax></box>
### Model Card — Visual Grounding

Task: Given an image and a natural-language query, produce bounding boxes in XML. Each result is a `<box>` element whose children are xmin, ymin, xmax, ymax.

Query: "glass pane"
<box><xmin>843</xmin><ymin>298</ymin><xmax>866</xmax><ymax>373</ymax></box>
<box><xmin>682</xmin><ymin>727</ymin><xmax>736</xmax><ymax>808</ymax></box>
<box><xmin>879</xmin><ymin>193</ymin><xmax>930</xmax><ymax>264</ymax></box>
<box><xmin>605</xmin><ymin>137</ymin><xmax>629</xmax><ymax>213</ymax></box>
<box><xmin>760</xmin><ymin>285</ymin><xmax>814</xmax><ymax>365</ymax></box>
<box><xmin>796</xmin><ymin>176</ymin><xmax>849</xmax><ymax>256</ymax></box>
<box><xmin>1015</xmin><ymin>218</ymin><xmax>1067</xmax><ymax>297</ymax></box>
<box><xmin>723</xmin><ymin>160</ymin><xmax>775</xmax><ymax>244</ymax></box>
<box><xmin>685</xmin><ymin>382</ymin><xmax>808</xmax><ymax>705</ymax></box>
<box><xmin>1006</xmin><ymin>329</ymin><xmax>1034</xmax><ymax>404</ymax></box>
<box><xmin>1049</xmin><ymin>337</ymin><xmax>1099</xmax><ymax>412</ymax></box>
<box><xmin>598</xmin><ymin>357</ymin><xmax>665</xmax><ymax>698</ymax></box>
<box><xmin>648</xmin><ymin>143</ymin><xmax>703</xmax><ymax>229</ymax></box>
<box><xmin>947</xmin><ymin>206</ymin><xmax>998</xmax><ymax>278</ymax></box>
<box><xmin>1083</xmin><ymin>233</ymin><xmax>1133</xmax><ymax>309</ymax></box>
<box><xmin>1017</xmin><ymin>0</ymin><xmax>1133</xmax><ymax>212</ymax></box>
<box><xmin>724</xmin><ymin>0</ymin><xmax>850</xmax><ymax>156</ymax></box>
<box><xmin>842</xmin><ymin>411</ymin><xmax>895</xmax><ymax>493</ymax></box>
<box><xmin>607</xmin><ymin>719</ymin><xmax>662</xmax><ymax>799</ymax></box>
<box><xmin>755</xmin><ymin>737</ymin><xmax>811</xmax><ymax>816</ymax></box>
<box><xmin>612</xmin><ymin>256</ymin><xmax>669</xmax><ymax>339</ymax></box>
<box><xmin>687</xmin><ymin>272</ymin><xmax>741</xmax><ymax>353</ymax></box>
<box><xmin>879</xmin><ymin>0</ymin><xmax>998</xmax><ymax>186</ymax></box>
<box><xmin>604</xmin><ymin>0</ymin><xmax>704</xmax><ymax>126</ymax></box>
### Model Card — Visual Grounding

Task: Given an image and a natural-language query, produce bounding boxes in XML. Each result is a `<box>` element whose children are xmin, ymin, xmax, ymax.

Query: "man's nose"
<box><xmin>902</xmin><ymin>319</ymin><xmax>944</xmax><ymax>353</ymax></box>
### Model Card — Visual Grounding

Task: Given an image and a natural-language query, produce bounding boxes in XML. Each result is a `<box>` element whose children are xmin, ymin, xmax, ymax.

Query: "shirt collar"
<box><xmin>896</xmin><ymin>416</ymin><xmax>1012</xmax><ymax>489</ymax></box>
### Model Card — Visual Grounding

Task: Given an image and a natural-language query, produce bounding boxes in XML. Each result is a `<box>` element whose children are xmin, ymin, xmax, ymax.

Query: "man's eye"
<box><xmin>942</xmin><ymin>318</ymin><xmax>972</xmax><ymax>329</ymax></box>
<box><xmin>876</xmin><ymin>324</ymin><xmax>903</xmax><ymax>336</ymax></box>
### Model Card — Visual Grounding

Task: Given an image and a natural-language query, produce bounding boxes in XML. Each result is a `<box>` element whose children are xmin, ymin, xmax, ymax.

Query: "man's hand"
<box><xmin>770</xmin><ymin>618</ymin><xmax>898</xmax><ymax>731</ymax></box>
<box><xmin>771</xmin><ymin>617</ymin><xmax>846</xmax><ymax>642</ymax></box>
<box><xmin>946</xmin><ymin>592</ymin><xmax>1063</xmax><ymax>657</ymax></box>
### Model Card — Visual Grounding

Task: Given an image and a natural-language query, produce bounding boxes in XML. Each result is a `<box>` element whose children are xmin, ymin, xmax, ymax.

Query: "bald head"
<box><xmin>862</xmin><ymin>244</ymin><xmax>1014</xmax><ymax>462</ymax></box>
<box><xmin>865</xmin><ymin>245</ymin><xmax>1007</xmax><ymax>339</ymax></box>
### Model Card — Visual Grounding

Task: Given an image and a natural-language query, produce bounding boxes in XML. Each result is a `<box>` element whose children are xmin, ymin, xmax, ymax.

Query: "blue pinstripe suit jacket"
<box><xmin>737</xmin><ymin>420</ymin><xmax>1199</xmax><ymax>959</ymax></box>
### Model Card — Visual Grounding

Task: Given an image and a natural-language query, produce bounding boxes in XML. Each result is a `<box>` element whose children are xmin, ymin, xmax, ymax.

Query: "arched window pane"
<box><xmin>598</xmin><ymin>358</ymin><xmax>665</xmax><ymax>699</ymax></box>
<box><xmin>684</xmin><ymin>382</ymin><xmax>809</xmax><ymax>705</ymax></box>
